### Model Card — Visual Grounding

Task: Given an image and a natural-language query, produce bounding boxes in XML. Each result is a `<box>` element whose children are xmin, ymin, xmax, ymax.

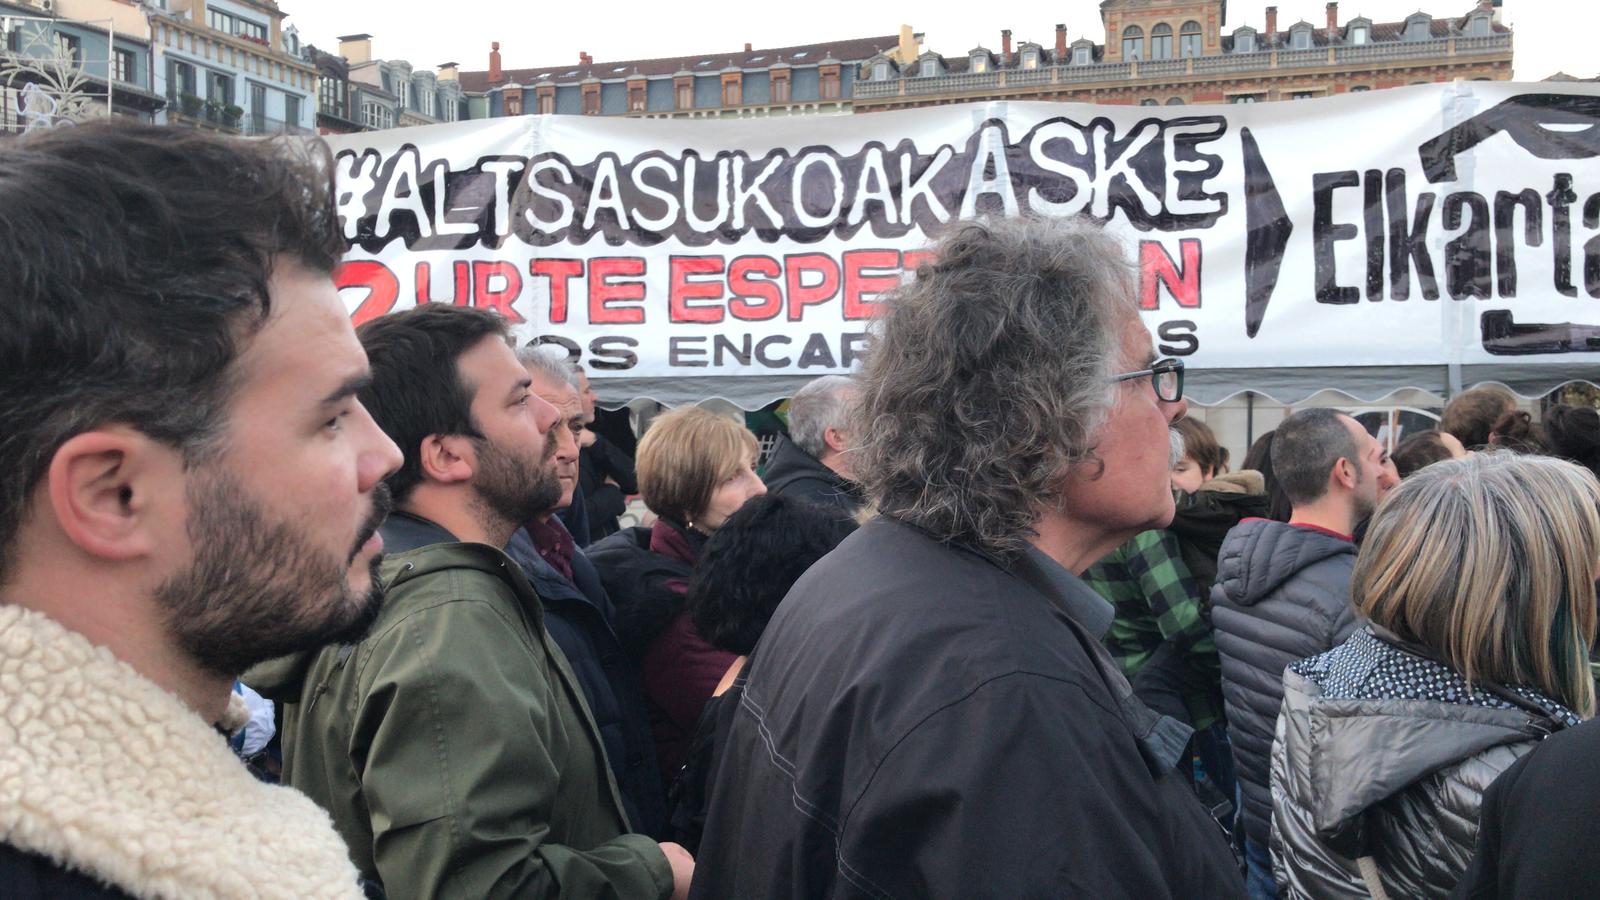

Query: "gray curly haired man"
<box><xmin>691</xmin><ymin>215</ymin><xmax>1244</xmax><ymax>898</ymax></box>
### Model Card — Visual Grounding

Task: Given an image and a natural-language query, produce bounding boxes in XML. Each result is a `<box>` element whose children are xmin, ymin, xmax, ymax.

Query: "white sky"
<box><xmin>283</xmin><ymin>1</ymin><xmax>1594</xmax><ymax>82</ymax></box>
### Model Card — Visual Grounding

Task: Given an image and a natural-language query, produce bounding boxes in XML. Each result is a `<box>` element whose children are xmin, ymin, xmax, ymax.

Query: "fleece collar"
<box><xmin>0</xmin><ymin>605</ymin><xmax>364</xmax><ymax>899</ymax></box>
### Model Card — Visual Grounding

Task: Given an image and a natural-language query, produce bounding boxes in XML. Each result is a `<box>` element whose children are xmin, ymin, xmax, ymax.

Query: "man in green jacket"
<box><xmin>249</xmin><ymin>305</ymin><xmax>691</xmax><ymax>900</ymax></box>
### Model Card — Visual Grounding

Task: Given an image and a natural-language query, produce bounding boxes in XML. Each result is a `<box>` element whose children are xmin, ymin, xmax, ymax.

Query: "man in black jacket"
<box><xmin>506</xmin><ymin>348</ymin><xmax>667</xmax><ymax>837</ymax></box>
<box><xmin>691</xmin><ymin>217</ymin><xmax>1243</xmax><ymax>899</ymax></box>
<box><xmin>763</xmin><ymin>375</ymin><xmax>865</xmax><ymax>522</ymax></box>
<box><xmin>1210</xmin><ymin>408</ymin><xmax>1390</xmax><ymax>899</ymax></box>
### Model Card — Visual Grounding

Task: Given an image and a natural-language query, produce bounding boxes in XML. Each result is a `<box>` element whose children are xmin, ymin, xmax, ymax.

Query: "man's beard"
<box><xmin>469</xmin><ymin>430</ymin><xmax>561</xmax><ymax>535</ymax></box>
<box><xmin>153</xmin><ymin>475</ymin><xmax>393</xmax><ymax>679</ymax></box>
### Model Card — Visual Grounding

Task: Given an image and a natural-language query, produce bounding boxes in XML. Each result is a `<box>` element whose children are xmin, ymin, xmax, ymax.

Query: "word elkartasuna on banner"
<box><xmin>327</xmin><ymin>84</ymin><xmax>1600</xmax><ymax>386</ymax></box>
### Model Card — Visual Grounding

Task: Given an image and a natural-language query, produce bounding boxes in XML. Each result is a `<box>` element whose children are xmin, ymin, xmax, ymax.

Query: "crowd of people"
<box><xmin>3</xmin><ymin>123</ymin><xmax>1600</xmax><ymax>900</ymax></box>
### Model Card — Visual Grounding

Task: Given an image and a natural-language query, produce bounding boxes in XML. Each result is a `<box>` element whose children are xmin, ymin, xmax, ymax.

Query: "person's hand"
<box><xmin>658</xmin><ymin>841</ymin><xmax>695</xmax><ymax>900</ymax></box>
<box><xmin>579</xmin><ymin>427</ymin><xmax>598</xmax><ymax>448</ymax></box>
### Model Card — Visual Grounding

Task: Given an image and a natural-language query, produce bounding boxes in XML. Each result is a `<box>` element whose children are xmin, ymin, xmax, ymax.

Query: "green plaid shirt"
<box><xmin>1083</xmin><ymin>529</ymin><xmax>1224</xmax><ymax>730</ymax></box>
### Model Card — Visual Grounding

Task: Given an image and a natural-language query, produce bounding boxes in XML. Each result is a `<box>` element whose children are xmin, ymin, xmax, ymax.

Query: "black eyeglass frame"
<box><xmin>1107</xmin><ymin>357</ymin><xmax>1185</xmax><ymax>402</ymax></box>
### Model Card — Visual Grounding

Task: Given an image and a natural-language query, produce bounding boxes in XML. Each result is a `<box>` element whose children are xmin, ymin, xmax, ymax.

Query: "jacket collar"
<box><xmin>1012</xmin><ymin>547</ymin><xmax>1116</xmax><ymax>640</ymax></box>
<box><xmin>379</xmin><ymin>510</ymin><xmax>460</xmax><ymax>554</ymax></box>
<box><xmin>0</xmin><ymin>606</ymin><xmax>364</xmax><ymax>898</ymax></box>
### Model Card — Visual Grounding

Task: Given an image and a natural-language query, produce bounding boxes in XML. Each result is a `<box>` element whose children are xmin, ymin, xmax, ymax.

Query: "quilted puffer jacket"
<box><xmin>1211</xmin><ymin>519</ymin><xmax>1359</xmax><ymax>846</ymax></box>
<box><xmin>1271</xmin><ymin>627</ymin><xmax>1576</xmax><ymax>900</ymax></box>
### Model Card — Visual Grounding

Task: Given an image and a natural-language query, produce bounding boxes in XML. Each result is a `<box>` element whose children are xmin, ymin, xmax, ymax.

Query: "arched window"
<box><xmin>1166</xmin><ymin>96</ymin><xmax>1186</xmax><ymax>105</ymax></box>
<box><xmin>1349</xmin><ymin>85</ymin><xmax>1371</xmax><ymax>92</ymax></box>
<box><xmin>1140</xmin><ymin>98</ymin><xmax>1159</xmax><ymax>106</ymax></box>
<box><xmin>1151</xmin><ymin>23</ymin><xmax>1173</xmax><ymax>59</ymax></box>
<box><xmin>1179</xmin><ymin>21</ymin><xmax>1203</xmax><ymax>57</ymax></box>
<box><xmin>1122</xmin><ymin>25</ymin><xmax>1144</xmax><ymax>61</ymax></box>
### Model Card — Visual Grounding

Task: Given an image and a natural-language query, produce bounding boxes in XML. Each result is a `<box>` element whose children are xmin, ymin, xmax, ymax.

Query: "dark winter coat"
<box><xmin>0</xmin><ymin>844</ymin><xmax>135</xmax><ymax>900</ymax></box>
<box><xmin>761</xmin><ymin>434</ymin><xmax>864</xmax><ymax>522</ymax></box>
<box><xmin>589</xmin><ymin>521</ymin><xmax>736</xmax><ymax>785</ymax></box>
<box><xmin>689</xmin><ymin>517</ymin><xmax>1244</xmax><ymax>899</ymax></box>
<box><xmin>1211</xmin><ymin>518</ymin><xmax>1359</xmax><ymax>847</ymax></box>
<box><xmin>1170</xmin><ymin>470</ymin><xmax>1270</xmax><ymax>592</ymax></box>
<box><xmin>581</xmin><ymin>435</ymin><xmax>638</xmax><ymax>544</ymax></box>
<box><xmin>505</xmin><ymin>523</ymin><xmax>668</xmax><ymax>838</ymax></box>
<box><xmin>1453</xmin><ymin>715</ymin><xmax>1600</xmax><ymax>900</ymax></box>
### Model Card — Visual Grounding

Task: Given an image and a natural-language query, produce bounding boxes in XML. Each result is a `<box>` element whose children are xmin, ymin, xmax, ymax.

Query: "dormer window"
<box><xmin>1073</xmin><ymin>44</ymin><xmax>1092</xmax><ymax>65</ymax></box>
<box><xmin>874</xmin><ymin>61</ymin><xmax>890</xmax><ymax>80</ymax></box>
<box><xmin>1349</xmin><ymin>23</ymin><xmax>1369</xmax><ymax>44</ymax></box>
<box><xmin>1021</xmin><ymin>47</ymin><xmax>1039</xmax><ymax>69</ymax></box>
<box><xmin>971</xmin><ymin>54</ymin><xmax>988</xmax><ymax>73</ymax></box>
<box><xmin>1403</xmin><ymin>14</ymin><xmax>1431</xmax><ymax>41</ymax></box>
<box><xmin>918</xmin><ymin>54</ymin><xmax>943</xmax><ymax>77</ymax></box>
<box><xmin>1289</xmin><ymin>25</ymin><xmax>1312</xmax><ymax>49</ymax></box>
<box><xmin>1466</xmin><ymin>13</ymin><xmax>1491</xmax><ymax>36</ymax></box>
<box><xmin>1234</xmin><ymin>28</ymin><xmax>1257</xmax><ymax>53</ymax></box>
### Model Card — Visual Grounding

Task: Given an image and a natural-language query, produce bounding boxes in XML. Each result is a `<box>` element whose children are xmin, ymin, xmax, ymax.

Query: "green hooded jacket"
<box><xmin>248</xmin><ymin>523</ymin><xmax>672</xmax><ymax>900</ymax></box>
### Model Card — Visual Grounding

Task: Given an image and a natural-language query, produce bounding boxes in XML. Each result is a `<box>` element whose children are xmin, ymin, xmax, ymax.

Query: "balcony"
<box><xmin>852</xmin><ymin>32</ymin><xmax>1512</xmax><ymax>102</ymax></box>
<box><xmin>168</xmin><ymin>93</ymin><xmax>241</xmax><ymax>131</ymax></box>
<box><xmin>244</xmin><ymin>114</ymin><xmax>313</xmax><ymax>136</ymax></box>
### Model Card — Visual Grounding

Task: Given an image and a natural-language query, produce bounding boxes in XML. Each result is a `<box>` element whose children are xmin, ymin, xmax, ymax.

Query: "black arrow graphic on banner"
<box><xmin>1240</xmin><ymin>127</ymin><xmax>1291</xmax><ymax>338</ymax></box>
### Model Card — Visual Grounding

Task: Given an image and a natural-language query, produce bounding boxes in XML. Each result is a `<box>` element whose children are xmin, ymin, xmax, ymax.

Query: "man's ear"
<box><xmin>419</xmin><ymin>433</ymin><xmax>475</xmax><ymax>485</ymax></box>
<box><xmin>45</xmin><ymin>428</ymin><xmax>173</xmax><ymax>562</ymax></box>
<box><xmin>1332</xmin><ymin>457</ymin><xmax>1358</xmax><ymax>492</ymax></box>
<box><xmin>823</xmin><ymin>426</ymin><xmax>850</xmax><ymax>455</ymax></box>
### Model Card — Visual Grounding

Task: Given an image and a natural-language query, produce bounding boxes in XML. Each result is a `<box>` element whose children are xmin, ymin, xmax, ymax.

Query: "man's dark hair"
<box><xmin>0</xmin><ymin>123</ymin><xmax>343</xmax><ymax>583</ymax></box>
<box><xmin>1546</xmin><ymin>405</ymin><xmax>1600</xmax><ymax>480</ymax></box>
<box><xmin>687</xmin><ymin>494</ymin><xmax>855</xmax><ymax>655</ymax></box>
<box><xmin>356</xmin><ymin>305</ymin><xmax>509</xmax><ymax>504</ymax></box>
<box><xmin>1440</xmin><ymin>386</ymin><xmax>1516</xmax><ymax>450</ymax></box>
<box><xmin>1392</xmin><ymin>430</ymin><xmax>1456</xmax><ymax>479</ymax></box>
<box><xmin>1272</xmin><ymin>409</ymin><xmax>1364</xmax><ymax>507</ymax></box>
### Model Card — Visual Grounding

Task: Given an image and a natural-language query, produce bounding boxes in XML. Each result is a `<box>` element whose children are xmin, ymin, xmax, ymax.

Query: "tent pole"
<box><xmin>1245</xmin><ymin>390</ymin><xmax>1255</xmax><ymax>447</ymax></box>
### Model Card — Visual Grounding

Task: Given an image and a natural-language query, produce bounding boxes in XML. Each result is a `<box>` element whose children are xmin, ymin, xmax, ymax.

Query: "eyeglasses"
<box><xmin>1108</xmin><ymin>357</ymin><xmax>1184</xmax><ymax>403</ymax></box>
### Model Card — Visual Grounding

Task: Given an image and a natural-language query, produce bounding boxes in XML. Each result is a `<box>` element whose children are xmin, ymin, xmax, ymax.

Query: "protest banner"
<box><xmin>327</xmin><ymin>81</ymin><xmax>1600</xmax><ymax>406</ymax></box>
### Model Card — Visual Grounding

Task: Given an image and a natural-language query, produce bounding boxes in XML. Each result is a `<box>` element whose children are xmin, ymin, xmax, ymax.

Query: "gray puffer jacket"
<box><xmin>1211</xmin><ymin>519</ymin><xmax>1359</xmax><ymax>846</ymax></box>
<box><xmin>1271</xmin><ymin>627</ymin><xmax>1576</xmax><ymax>899</ymax></box>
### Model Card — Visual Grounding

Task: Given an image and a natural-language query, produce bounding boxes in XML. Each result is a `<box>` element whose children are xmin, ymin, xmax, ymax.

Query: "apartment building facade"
<box><xmin>852</xmin><ymin>0</ymin><xmax>1510</xmax><ymax>111</ymax></box>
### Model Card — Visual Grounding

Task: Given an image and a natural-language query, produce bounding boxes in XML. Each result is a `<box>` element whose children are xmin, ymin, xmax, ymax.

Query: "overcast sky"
<box><xmin>283</xmin><ymin>1</ymin><xmax>1593</xmax><ymax>82</ymax></box>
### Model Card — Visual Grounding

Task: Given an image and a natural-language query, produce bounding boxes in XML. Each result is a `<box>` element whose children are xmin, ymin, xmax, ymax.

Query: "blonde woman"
<box><xmin>1271</xmin><ymin>451</ymin><xmax>1600</xmax><ymax>900</ymax></box>
<box><xmin>588</xmin><ymin>407</ymin><xmax>766</xmax><ymax>786</ymax></box>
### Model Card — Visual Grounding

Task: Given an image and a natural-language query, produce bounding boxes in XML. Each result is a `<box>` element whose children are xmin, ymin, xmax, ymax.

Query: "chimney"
<box><xmin>1326</xmin><ymin>2</ymin><xmax>1338</xmax><ymax>31</ymax></box>
<box><xmin>338</xmin><ymin>33</ymin><xmax>372</xmax><ymax>65</ymax></box>
<box><xmin>895</xmin><ymin>23</ymin><xmax>919</xmax><ymax>65</ymax></box>
<box><xmin>744</xmin><ymin>42</ymin><xmax>753</xmax><ymax>52</ymax></box>
<box><xmin>437</xmin><ymin>62</ymin><xmax>459</xmax><ymax>81</ymax></box>
<box><xmin>579</xmin><ymin>51</ymin><xmax>592</xmax><ymax>66</ymax></box>
<box><xmin>1265</xmin><ymin>6</ymin><xmax>1278</xmax><ymax>45</ymax></box>
<box><xmin>488</xmin><ymin>41</ymin><xmax>503</xmax><ymax>83</ymax></box>
<box><xmin>1001</xmin><ymin>29</ymin><xmax>1012</xmax><ymax>61</ymax></box>
<box><xmin>1055</xmin><ymin>23</ymin><xmax>1067</xmax><ymax>57</ymax></box>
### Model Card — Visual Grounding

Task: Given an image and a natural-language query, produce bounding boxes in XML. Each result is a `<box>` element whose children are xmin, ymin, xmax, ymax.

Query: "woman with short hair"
<box><xmin>1272</xmin><ymin>451</ymin><xmax>1600</xmax><ymax>899</ymax></box>
<box><xmin>589</xmin><ymin>406</ymin><xmax>767</xmax><ymax>785</ymax></box>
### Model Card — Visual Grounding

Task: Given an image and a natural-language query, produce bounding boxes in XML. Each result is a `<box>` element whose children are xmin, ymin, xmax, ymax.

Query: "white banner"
<box><xmin>326</xmin><ymin>82</ymin><xmax>1600</xmax><ymax>406</ymax></box>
